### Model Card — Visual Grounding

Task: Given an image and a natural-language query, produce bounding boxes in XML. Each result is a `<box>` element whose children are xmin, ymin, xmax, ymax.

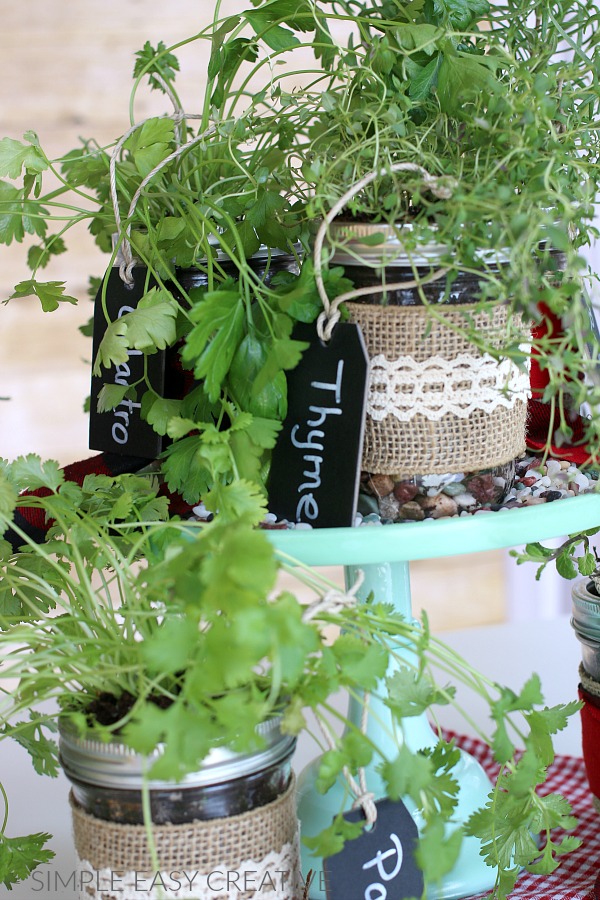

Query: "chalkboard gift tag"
<box><xmin>267</xmin><ymin>321</ymin><xmax>369</xmax><ymax>529</ymax></box>
<box><xmin>89</xmin><ymin>266</ymin><xmax>164</xmax><ymax>459</ymax></box>
<box><xmin>323</xmin><ymin>799</ymin><xmax>424</xmax><ymax>900</ymax></box>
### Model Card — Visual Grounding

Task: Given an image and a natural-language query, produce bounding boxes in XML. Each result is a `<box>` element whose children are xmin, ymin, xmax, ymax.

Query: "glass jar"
<box><xmin>59</xmin><ymin>718</ymin><xmax>300</xmax><ymax>900</ymax></box>
<box><xmin>572</xmin><ymin>579</ymin><xmax>600</xmax><ymax>681</ymax></box>
<box><xmin>59</xmin><ymin>716</ymin><xmax>296</xmax><ymax>825</ymax></box>
<box><xmin>327</xmin><ymin>222</ymin><xmax>530</xmax><ymax>521</ymax></box>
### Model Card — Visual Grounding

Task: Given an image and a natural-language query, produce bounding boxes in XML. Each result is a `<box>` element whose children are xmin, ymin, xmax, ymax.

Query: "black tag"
<box><xmin>267</xmin><ymin>322</ymin><xmax>368</xmax><ymax>528</ymax></box>
<box><xmin>89</xmin><ymin>266</ymin><xmax>165</xmax><ymax>459</ymax></box>
<box><xmin>323</xmin><ymin>799</ymin><xmax>424</xmax><ymax>900</ymax></box>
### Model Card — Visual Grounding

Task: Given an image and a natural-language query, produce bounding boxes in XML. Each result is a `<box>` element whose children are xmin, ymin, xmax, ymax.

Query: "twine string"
<box><xmin>317</xmin><ymin>692</ymin><xmax>378</xmax><ymax>827</ymax></box>
<box><xmin>302</xmin><ymin>569</ymin><xmax>365</xmax><ymax>623</ymax></box>
<box><xmin>306</xmin><ymin>569</ymin><xmax>377</xmax><ymax>826</ymax></box>
<box><xmin>313</xmin><ymin>163</ymin><xmax>456</xmax><ymax>341</ymax></box>
<box><xmin>109</xmin><ymin>112</ymin><xmax>217</xmax><ymax>286</ymax></box>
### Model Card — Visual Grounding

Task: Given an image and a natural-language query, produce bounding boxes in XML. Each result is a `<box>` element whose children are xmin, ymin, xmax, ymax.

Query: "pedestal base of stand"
<box><xmin>296</xmin><ymin>747</ymin><xmax>497</xmax><ymax>900</ymax></box>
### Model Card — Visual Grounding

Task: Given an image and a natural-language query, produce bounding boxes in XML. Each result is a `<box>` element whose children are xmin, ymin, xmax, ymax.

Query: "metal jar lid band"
<box><xmin>59</xmin><ymin>716</ymin><xmax>296</xmax><ymax>790</ymax></box>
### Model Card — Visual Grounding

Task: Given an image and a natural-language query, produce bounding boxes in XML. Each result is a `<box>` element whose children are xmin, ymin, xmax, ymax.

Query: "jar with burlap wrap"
<box><xmin>326</xmin><ymin>222</ymin><xmax>530</xmax><ymax>520</ymax></box>
<box><xmin>59</xmin><ymin>718</ymin><xmax>300</xmax><ymax>900</ymax></box>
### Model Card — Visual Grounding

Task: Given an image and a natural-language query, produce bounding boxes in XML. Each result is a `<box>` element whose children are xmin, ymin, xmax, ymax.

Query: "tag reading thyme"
<box><xmin>322</xmin><ymin>799</ymin><xmax>423</xmax><ymax>900</ymax></box>
<box><xmin>267</xmin><ymin>321</ymin><xmax>368</xmax><ymax>528</ymax></box>
<box><xmin>89</xmin><ymin>266</ymin><xmax>164</xmax><ymax>459</ymax></box>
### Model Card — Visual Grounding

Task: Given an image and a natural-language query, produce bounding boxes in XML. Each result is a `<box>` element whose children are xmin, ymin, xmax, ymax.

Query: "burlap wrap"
<box><xmin>346</xmin><ymin>301</ymin><xmax>528</xmax><ymax>477</ymax></box>
<box><xmin>70</xmin><ymin>777</ymin><xmax>300</xmax><ymax>900</ymax></box>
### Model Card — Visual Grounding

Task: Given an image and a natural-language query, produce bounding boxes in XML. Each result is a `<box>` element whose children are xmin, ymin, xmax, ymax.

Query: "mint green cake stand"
<box><xmin>267</xmin><ymin>494</ymin><xmax>600</xmax><ymax>899</ymax></box>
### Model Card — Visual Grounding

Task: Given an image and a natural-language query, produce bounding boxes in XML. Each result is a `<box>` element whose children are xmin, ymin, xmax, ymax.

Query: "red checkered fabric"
<box><xmin>446</xmin><ymin>730</ymin><xmax>600</xmax><ymax>899</ymax></box>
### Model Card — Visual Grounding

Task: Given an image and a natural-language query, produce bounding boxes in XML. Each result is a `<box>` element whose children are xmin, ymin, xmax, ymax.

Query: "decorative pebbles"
<box><xmin>191</xmin><ymin>455</ymin><xmax>600</xmax><ymax>530</ymax></box>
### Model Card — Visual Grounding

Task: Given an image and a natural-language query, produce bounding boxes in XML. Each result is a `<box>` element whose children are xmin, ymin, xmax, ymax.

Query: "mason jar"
<box><xmin>59</xmin><ymin>718</ymin><xmax>299</xmax><ymax>900</ymax></box>
<box><xmin>326</xmin><ymin>222</ymin><xmax>530</xmax><ymax>522</ymax></box>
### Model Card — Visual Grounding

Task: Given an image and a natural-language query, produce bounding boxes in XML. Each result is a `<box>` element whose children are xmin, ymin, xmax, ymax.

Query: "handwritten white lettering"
<box><xmin>362</xmin><ymin>833</ymin><xmax>404</xmax><ymax>900</ymax></box>
<box><xmin>108</xmin><ymin>303</ymin><xmax>143</xmax><ymax>447</ymax></box>
<box><xmin>311</xmin><ymin>360</ymin><xmax>344</xmax><ymax>404</ymax></box>
<box><xmin>291</xmin><ymin>358</ymin><xmax>347</xmax><ymax>523</ymax></box>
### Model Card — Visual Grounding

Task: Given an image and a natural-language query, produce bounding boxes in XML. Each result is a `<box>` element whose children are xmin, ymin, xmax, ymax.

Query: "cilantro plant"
<box><xmin>0</xmin><ymin>456</ymin><xmax>582</xmax><ymax>897</ymax></box>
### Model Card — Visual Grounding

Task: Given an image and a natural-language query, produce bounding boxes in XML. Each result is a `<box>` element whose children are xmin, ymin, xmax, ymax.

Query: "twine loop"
<box><xmin>109</xmin><ymin>111</ymin><xmax>220</xmax><ymax>286</ymax></box>
<box><xmin>302</xmin><ymin>569</ymin><xmax>365</xmax><ymax>623</ymax></box>
<box><xmin>313</xmin><ymin>163</ymin><xmax>456</xmax><ymax>341</ymax></box>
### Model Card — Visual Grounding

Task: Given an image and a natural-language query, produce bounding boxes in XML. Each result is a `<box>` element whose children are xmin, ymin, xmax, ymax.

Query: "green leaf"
<box><xmin>3</xmin><ymin>714</ymin><xmax>58</xmax><ymax>777</ymax></box>
<box><xmin>96</xmin><ymin>383</ymin><xmax>131</xmax><ymax>413</ymax></box>
<box><xmin>203</xmin><ymin>480</ymin><xmax>268</xmax><ymax>525</ymax></box>
<box><xmin>331</xmin><ymin>634</ymin><xmax>389</xmax><ymax>691</ymax></box>
<box><xmin>303</xmin><ymin>813</ymin><xmax>364</xmax><ymax>859</ymax></box>
<box><xmin>161</xmin><ymin>435</ymin><xmax>212</xmax><ymax>504</ymax></box>
<box><xmin>9</xmin><ymin>279</ymin><xmax>77</xmax><ymax>312</ymax></box>
<box><xmin>433</xmin><ymin>0</ymin><xmax>490</xmax><ymax>28</ymax></box>
<box><xmin>244</xmin><ymin>9</ymin><xmax>301</xmax><ymax>52</ymax></box>
<box><xmin>409</xmin><ymin>54</ymin><xmax>441</xmax><ymax>101</ymax></box>
<box><xmin>27</xmin><ymin>236</ymin><xmax>67</xmax><ymax>270</ymax></box>
<box><xmin>0</xmin><ymin>832</ymin><xmax>54</xmax><ymax>889</ymax></box>
<box><xmin>142</xmin><ymin>618</ymin><xmax>198</xmax><ymax>675</ymax></box>
<box><xmin>124</xmin><ymin>117</ymin><xmax>175</xmax><ymax>178</ymax></box>
<box><xmin>182</xmin><ymin>289</ymin><xmax>246</xmax><ymax>403</ymax></box>
<box><xmin>252</xmin><ymin>337</ymin><xmax>308</xmax><ymax>397</ymax></box>
<box><xmin>578</xmin><ymin>551</ymin><xmax>598</xmax><ymax>576</ymax></box>
<box><xmin>93</xmin><ymin>288</ymin><xmax>177</xmax><ymax>374</ymax></box>
<box><xmin>228</xmin><ymin>333</ymin><xmax>287</xmax><ymax>419</ymax></box>
<box><xmin>141</xmin><ymin>393</ymin><xmax>182</xmax><ymax>436</ymax></box>
<box><xmin>0</xmin><ymin>182</ymin><xmax>47</xmax><ymax>245</ymax></box>
<box><xmin>271</xmin><ymin>259</ymin><xmax>324</xmax><ymax>324</ymax></box>
<box><xmin>119</xmin><ymin>288</ymin><xmax>178</xmax><ymax>351</ymax></box>
<box><xmin>0</xmin><ymin>136</ymin><xmax>47</xmax><ymax>180</ymax></box>
<box><xmin>556</xmin><ymin>551</ymin><xmax>578</xmax><ymax>580</ymax></box>
<box><xmin>133</xmin><ymin>41</ymin><xmax>180</xmax><ymax>93</ymax></box>
<box><xmin>437</xmin><ymin>49</ymin><xmax>501</xmax><ymax>114</ymax></box>
<box><xmin>245</xmin><ymin>189</ymin><xmax>291</xmax><ymax>250</ymax></box>
<box><xmin>386</xmin><ymin>666</ymin><xmax>454</xmax><ymax>718</ymax></box>
<box><xmin>0</xmin><ymin>473</ymin><xmax>18</xmax><ymax>521</ymax></box>
<box><xmin>380</xmin><ymin>745</ymin><xmax>434</xmax><ymax>801</ymax></box>
<box><xmin>415</xmin><ymin>820</ymin><xmax>463</xmax><ymax>882</ymax></box>
<box><xmin>10</xmin><ymin>455</ymin><xmax>64</xmax><ymax>492</ymax></box>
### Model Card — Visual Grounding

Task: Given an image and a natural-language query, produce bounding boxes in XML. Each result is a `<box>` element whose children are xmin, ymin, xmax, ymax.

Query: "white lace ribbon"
<box><xmin>368</xmin><ymin>352</ymin><xmax>531</xmax><ymax>422</ymax></box>
<box><xmin>75</xmin><ymin>839</ymin><xmax>301</xmax><ymax>900</ymax></box>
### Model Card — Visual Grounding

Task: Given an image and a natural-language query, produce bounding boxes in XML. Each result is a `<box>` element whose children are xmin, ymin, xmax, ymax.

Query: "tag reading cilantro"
<box><xmin>89</xmin><ymin>266</ymin><xmax>164</xmax><ymax>459</ymax></box>
<box><xmin>323</xmin><ymin>799</ymin><xmax>423</xmax><ymax>900</ymax></box>
<box><xmin>267</xmin><ymin>322</ymin><xmax>368</xmax><ymax>528</ymax></box>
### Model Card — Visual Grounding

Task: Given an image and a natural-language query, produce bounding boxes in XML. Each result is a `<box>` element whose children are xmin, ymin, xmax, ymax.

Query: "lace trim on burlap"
<box><xmin>75</xmin><ymin>842</ymin><xmax>300</xmax><ymax>900</ymax></box>
<box><xmin>367</xmin><ymin>352</ymin><xmax>530</xmax><ymax>422</ymax></box>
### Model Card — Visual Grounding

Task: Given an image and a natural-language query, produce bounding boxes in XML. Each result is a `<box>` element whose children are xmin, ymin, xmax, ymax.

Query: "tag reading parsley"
<box><xmin>323</xmin><ymin>799</ymin><xmax>423</xmax><ymax>900</ymax></box>
<box><xmin>89</xmin><ymin>266</ymin><xmax>164</xmax><ymax>459</ymax></box>
<box><xmin>267</xmin><ymin>322</ymin><xmax>368</xmax><ymax>529</ymax></box>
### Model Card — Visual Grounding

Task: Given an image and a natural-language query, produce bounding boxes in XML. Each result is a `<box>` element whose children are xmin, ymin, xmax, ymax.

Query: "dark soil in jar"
<box><xmin>84</xmin><ymin>690</ymin><xmax>172</xmax><ymax>728</ymax></box>
<box><xmin>68</xmin><ymin>760</ymin><xmax>293</xmax><ymax>825</ymax></box>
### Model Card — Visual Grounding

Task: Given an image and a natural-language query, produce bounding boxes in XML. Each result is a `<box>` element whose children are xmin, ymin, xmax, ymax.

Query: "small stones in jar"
<box><xmin>398</xmin><ymin>501</ymin><xmax>425</xmax><ymax>521</ymax></box>
<box><xmin>367</xmin><ymin>474</ymin><xmax>395</xmax><ymax>498</ymax></box>
<box><xmin>393</xmin><ymin>481</ymin><xmax>420</xmax><ymax>504</ymax></box>
<box><xmin>466</xmin><ymin>474</ymin><xmax>497</xmax><ymax>504</ymax></box>
<box><xmin>418</xmin><ymin>494</ymin><xmax>459</xmax><ymax>519</ymax></box>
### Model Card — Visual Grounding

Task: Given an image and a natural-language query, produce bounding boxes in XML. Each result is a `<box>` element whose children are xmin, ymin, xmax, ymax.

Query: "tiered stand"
<box><xmin>268</xmin><ymin>493</ymin><xmax>600</xmax><ymax>900</ymax></box>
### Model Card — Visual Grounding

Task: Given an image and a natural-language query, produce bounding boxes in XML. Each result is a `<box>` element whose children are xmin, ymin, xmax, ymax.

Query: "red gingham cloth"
<box><xmin>447</xmin><ymin>730</ymin><xmax>600</xmax><ymax>899</ymax></box>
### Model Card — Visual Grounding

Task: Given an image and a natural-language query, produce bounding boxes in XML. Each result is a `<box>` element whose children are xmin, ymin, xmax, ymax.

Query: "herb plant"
<box><xmin>0</xmin><ymin>456</ymin><xmax>582</xmax><ymax>897</ymax></box>
<box><xmin>1</xmin><ymin>0</ymin><xmax>600</xmax><ymax>488</ymax></box>
<box><xmin>291</xmin><ymin>0</ymin><xmax>600</xmax><ymax>459</ymax></box>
